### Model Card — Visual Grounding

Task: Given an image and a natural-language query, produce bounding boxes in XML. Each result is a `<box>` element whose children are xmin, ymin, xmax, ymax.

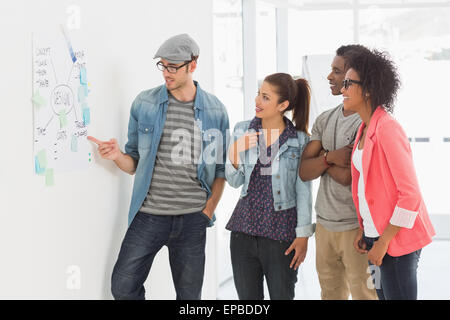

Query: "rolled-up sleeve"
<box><xmin>378</xmin><ymin>120</ymin><xmax>421</xmax><ymax>229</ymax></box>
<box><xmin>310</xmin><ymin>111</ymin><xmax>325</xmax><ymax>141</ymax></box>
<box><xmin>225</xmin><ymin>124</ymin><xmax>246</xmax><ymax>188</ymax></box>
<box><xmin>124</xmin><ymin>98</ymin><xmax>140</xmax><ymax>164</ymax></box>
<box><xmin>215</xmin><ymin>108</ymin><xmax>229</xmax><ymax>179</ymax></box>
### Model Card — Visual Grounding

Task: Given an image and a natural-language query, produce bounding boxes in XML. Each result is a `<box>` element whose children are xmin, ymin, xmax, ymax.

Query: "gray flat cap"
<box><xmin>153</xmin><ymin>33</ymin><xmax>200</xmax><ymax>64</ymax></box>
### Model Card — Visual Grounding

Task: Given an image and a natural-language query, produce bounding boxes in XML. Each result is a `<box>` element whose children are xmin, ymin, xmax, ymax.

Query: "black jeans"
<box><xmin>363</xmin><ymin>235</ymin><xmax>421</xmax><ymax>300</ymax></box>
<box><xmin>111</xmin><ymin>211</ymin><xmax>209</xmax><ymax>300</ymax></box>
<box><xmin>230</xmin><ymin>232</ymin><xmax>298</xmax><ymax>300</ymax></box>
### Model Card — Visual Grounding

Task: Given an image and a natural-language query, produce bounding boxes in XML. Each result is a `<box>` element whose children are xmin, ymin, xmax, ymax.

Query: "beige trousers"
<box><xmin>315</xmin><ymin>222</ymin><xmax>378</xmax><ymax>300</ymax></box>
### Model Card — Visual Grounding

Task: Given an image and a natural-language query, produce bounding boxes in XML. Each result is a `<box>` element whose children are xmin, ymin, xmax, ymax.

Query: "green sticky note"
<box><xmin>59</xmin><ymin>112</ymin><xmax>68</xmax><ymax>128</ymax></box>
<box><xmin>71</xmin><ymin>135</ymin><xmax>78</xmax><ymax>152</ymax></box>
<box><xmin>32</xmin><ymin>91</ymin><xmax>47</xmax><ymax>109</ymax></box>
<box><xmin>45</xmin><ymin>168</ymin><xmax>54</xmax><ymax>186</ymax></box>
<box><xmin>37</xmin><ymin>149</ymin><xmax>47</xmax><ymax>169</ymax></box>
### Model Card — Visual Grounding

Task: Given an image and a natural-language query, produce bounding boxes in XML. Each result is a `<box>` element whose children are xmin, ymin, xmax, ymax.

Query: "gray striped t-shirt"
<box><xmin>139</xmin><ymin>94</ymin><xmax>207</xmax><ymax>215</ymax></box>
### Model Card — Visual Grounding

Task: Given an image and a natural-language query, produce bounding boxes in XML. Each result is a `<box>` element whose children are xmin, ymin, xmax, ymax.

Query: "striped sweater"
<box><xmin>139</xmin><ymin>94</ymin><xmax>207</xmax><ymax>215</ymax></box>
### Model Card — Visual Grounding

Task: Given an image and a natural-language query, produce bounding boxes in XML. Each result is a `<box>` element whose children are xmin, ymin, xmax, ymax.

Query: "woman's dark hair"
<box><xmin>344</xmin><ymin>48</ymin><xmax>401</xmax><ymax>114</ymax></box>
<box><xmin>264</xmin><ymin>73</ymin><xmax>311</xmax><ymax>134</ymax></box>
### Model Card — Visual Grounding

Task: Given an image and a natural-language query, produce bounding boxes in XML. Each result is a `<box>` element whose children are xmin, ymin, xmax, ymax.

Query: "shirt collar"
<box><xmin>159</xmin><ymin>81</ymin><xmax>203</xmax><ymax>110</ymax></box>
<box><xmin>248</xmin><ymin>116</ymin><xmax>297</xmax><ymax>139</ymax></box>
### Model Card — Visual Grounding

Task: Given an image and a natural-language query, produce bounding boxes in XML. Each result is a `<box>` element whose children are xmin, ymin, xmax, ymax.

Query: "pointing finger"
<box><xmin>87</xmin><ymin>136</ymin><xmax>105</xmax><ymax>146</ymax></box>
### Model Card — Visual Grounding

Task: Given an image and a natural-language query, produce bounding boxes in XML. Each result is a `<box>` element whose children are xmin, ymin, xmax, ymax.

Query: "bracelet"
<box><xmin>323</xmin><ymin>150</ymin><xmax>331</xmax><ymax>167</ymax></box>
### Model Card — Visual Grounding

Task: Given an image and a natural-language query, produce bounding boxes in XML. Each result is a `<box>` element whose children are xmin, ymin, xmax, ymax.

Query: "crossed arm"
<box><xmin>299</xmin><ymin>140</ymin><xmax>353</xmax><ymax>186</ymax></box>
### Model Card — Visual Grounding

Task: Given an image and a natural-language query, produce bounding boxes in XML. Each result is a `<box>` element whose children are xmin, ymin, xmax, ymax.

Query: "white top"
<box><xmin>352</xmin><ymin>142</ymin><xmax>380</xmax><ymax>237</ymax></box>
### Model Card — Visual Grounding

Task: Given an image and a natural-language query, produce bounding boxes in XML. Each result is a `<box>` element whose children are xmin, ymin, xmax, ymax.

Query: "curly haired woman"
<box><xmin>342</xmin><ymin>48</ymin><xmax>435</xmax><ymax>300</ymax></box>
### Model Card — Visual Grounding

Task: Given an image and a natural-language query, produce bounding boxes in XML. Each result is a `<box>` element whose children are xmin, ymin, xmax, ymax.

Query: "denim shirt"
<box><xmin>225</xmin><ymin>118</ymin><xmax>314</xmax><ymax>237</ymax></box>
<box><xmin>124</xmin><ymin>81</ymin><xmax>230</xmax><ymax>226</ymax></box>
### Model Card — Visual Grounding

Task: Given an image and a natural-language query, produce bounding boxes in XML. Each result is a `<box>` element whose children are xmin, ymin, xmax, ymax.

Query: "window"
<box><xmin>359</xmin><ymin>6</ymin><xmax>450</xmax><ymax>217</ymax></box>
<box><xmin>213</xmin><ymin>0</ymin><xmax>244</xmax><ymax>129</ymax></box>
<box><xmin>288</xmin><ymin>9</ymin><xmax>354</xmax><ymax>76</ymax></box>
<box><xmin>256</xmin><ymin>0</ymin><xmax>277</xmax><ymax>81</ymax></box>
<box><xmin>213</xmin><ymin>0</ymin><xmax>244</xmax><ymax>293</ymax></box>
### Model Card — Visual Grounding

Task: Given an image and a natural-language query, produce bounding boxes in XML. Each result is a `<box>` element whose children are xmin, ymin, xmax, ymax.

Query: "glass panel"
<box><xmin>256</xmin><ymin>0</ymin><xmax>277</xmax><ymax>82</ymax></box>
<box><xmin>213</xmin><ymin>0</ymin><xmax>244</xmax><ymax>129</ymax></box>
<box><xmin>288</xmin><ymin>0</ymin><xmax>353</xmax><ymax>5</ymax></box>
<box><xmin>359</xmin><ymin>7</ymin><xmax>450</xmax><ymax>215</ymax></box>
<box><xmin>359</xmin><ymin>0</ymin><xmax>449</xmax><ymax>3</ymax></box>
<box><xmin>213</xmin><ymin>0</ymin><xmax>244</xmax><ymax>293</ymax></box>
<box><xmin>287</xmin><ymin>9</ymin><xmax>354</xmax><ymax>76</ymax></box>
<box><xmin>358</xmin><ymin>0</ymin><xmax>404</xmax><ymax>4</ymax></box>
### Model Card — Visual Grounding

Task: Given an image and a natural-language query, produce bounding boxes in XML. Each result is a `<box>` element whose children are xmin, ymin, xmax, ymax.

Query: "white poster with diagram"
<box><xmin>32</xmin><ymin>26</ymin><xmax>92</xmax><ymax>185</ymax></box>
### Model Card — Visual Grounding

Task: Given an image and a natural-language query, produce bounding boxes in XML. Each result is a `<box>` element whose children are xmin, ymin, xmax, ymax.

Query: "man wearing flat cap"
<box><xmin>88</xmin><ymin>34</ymin><xmax>229</xmax><ymax>300</ymax></box>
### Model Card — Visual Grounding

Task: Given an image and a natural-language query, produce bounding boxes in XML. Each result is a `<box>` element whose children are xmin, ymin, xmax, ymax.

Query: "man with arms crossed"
<box><xmin>299</xmin><ymin>45</ymin><xmax>377</xmax><ymax>300</ymax></box>
<box><xmin>88</xmin><ymin>34</ymin><xmax>229</xmax><ymax>300</ymax></box>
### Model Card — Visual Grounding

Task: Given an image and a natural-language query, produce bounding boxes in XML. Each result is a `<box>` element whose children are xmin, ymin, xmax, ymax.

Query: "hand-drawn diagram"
<box><xmin>32</xmin><ymin>27</ymin><xmax>91</xmax><ymax>185</ymax></box>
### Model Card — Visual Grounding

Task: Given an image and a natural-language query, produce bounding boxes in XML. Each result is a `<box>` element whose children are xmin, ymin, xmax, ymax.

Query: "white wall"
<box><xmin>0</xmin><ymin>0</ymin><xmax>216</xmax><ymax>299</ymax></box>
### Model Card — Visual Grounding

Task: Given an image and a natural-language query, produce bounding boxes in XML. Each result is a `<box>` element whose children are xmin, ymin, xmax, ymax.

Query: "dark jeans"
<box><xmin>230</xmin><ymin>232</ymin><xmax>298</xmax><ymax>300</ymax></box>
<box><xmin>363</xmin><ymin>235</ymin><xmax>421</xmax><ymax>300</ymax></box>
<box><xmin>111</xmin><ymin>211</ymin><xmax>210</xmax><ymax>300</ymax></box>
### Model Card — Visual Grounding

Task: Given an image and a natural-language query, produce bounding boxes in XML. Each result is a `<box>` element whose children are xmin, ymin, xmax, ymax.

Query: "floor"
<box><xmin>217</xmin><ymin>235</ymin><xmax>450</xmax><ymax>300</ymax></box>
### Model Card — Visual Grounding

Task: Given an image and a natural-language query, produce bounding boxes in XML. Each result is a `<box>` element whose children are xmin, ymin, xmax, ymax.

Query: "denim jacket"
<box><xmin>124</xmin><ymin>81</ymin><xmax>229</xmax><ymax>226</ymax></box>
<box><xmin>225</xmin><ymin>119</ymin><xmax>315</xmax><ymax>237</ymax></box>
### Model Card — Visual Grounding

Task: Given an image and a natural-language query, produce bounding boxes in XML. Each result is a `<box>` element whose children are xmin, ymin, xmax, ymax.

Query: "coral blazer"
<box><xmin>351</xmin><ymin>107</ymin><xmax>435</xmax><ymax>257</ymax></box>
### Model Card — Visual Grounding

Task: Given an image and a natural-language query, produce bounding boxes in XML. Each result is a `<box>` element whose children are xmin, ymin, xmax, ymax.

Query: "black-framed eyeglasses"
<box><xmin>343</xmin><ymin>78</ymin><xmax>363</xmax><ymax>90</ymax></box>
<box><xmin>156</xmin><ymin>60</ymin><xmax>191</xmax><ymax>74</ymax></box>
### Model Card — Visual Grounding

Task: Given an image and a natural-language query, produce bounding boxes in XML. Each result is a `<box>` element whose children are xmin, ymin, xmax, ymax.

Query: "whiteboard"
<box><xmin>32</xmin><ymin>27</ymin><xmax>91</xmax><ymax>181</ymax></box>
<box><xmin>301</xmin><ymin>54</ymin><xmax>343</xmax><ymax>124</ymax></box>
<box><xmin>0</xmin><ymin>0</ymin><xmax>216</xmax><ymax>299</ymax></box>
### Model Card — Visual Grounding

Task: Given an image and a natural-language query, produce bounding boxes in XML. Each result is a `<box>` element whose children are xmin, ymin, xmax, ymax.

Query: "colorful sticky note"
<box><xmin>59</xmin><ymin>112</ymin><xmax>68</xmax><ymax>128</ymax></box>
<box><xmin>32</xmin><ymin>91</ymin><xmax>47</xmax><ymax>109</ymax></box>
<box><xmin>78</xmin><ymin>86</ymin><xmax>86</xmax><ymax>102</ymax></box>
<box><xmin>34</xmin><ymin>156</ymin><xmax>45</xmax><ymax>175</ymax></box>
<box><xmin>71</xmin><ymin>135</ymin><xmax>78</xmax><ymax>152</ymax></box>
<box><xmin>37</xmin><ymin>149</ymin><xmax>47</xmax><ymax>169</ymax></box>
<box><xmin>80</xmin><ymin>67</ymin><xmax>87</xmax><ymax>85</ymax></box>
<box><xmin>45</xmin><ymin>168</ymin><xmax>54</xmax><ymax>186</ymax></box>
<box><xmin>82</xmin><ymin>108</ymin><xmax>90</xmax><ymax>126</ymax></box>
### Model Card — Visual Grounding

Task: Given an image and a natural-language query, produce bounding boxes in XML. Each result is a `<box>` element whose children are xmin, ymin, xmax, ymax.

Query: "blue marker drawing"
<box><xmin>60</xmin><ymin>25</ymin><xmax>77</xmax><ymax>63</ymax></box>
